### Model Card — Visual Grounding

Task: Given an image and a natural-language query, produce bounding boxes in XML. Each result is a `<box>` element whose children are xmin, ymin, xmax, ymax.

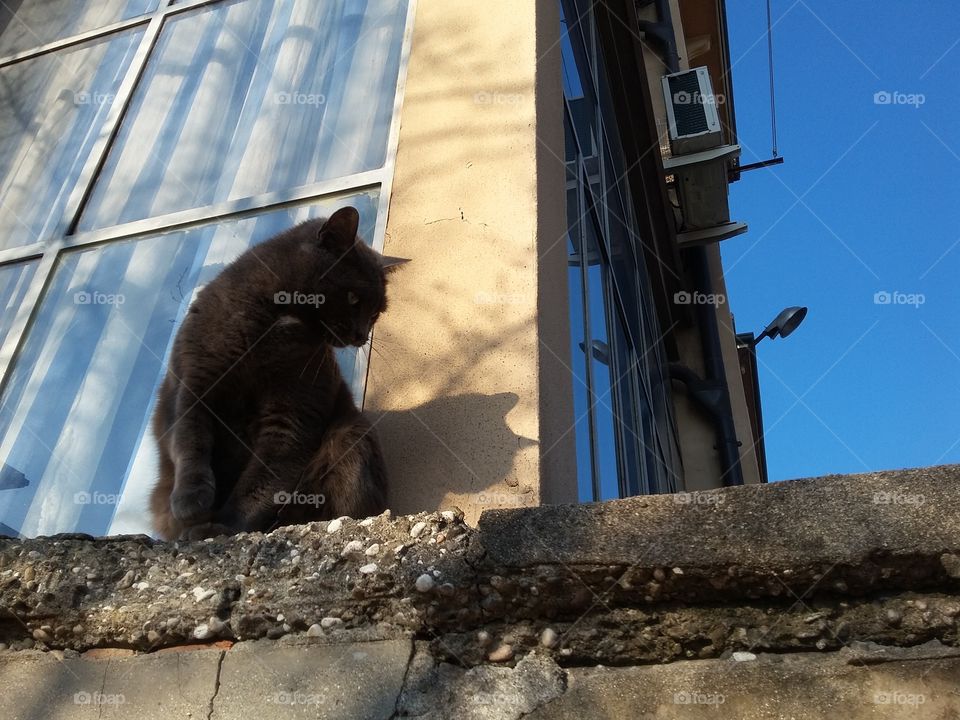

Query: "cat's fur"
<box><xmin>149</xmin><ymin>207</ymin><xmax>400</xmax><ymax>541</ymax></box>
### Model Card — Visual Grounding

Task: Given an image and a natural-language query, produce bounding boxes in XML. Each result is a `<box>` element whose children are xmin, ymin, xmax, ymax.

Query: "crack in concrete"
<box><xmin>97</xmin><ymin>659</ymin><xmax>109</xmax><ymax>720</ymax></box>
<box><xmin>206</xmin><ymin>650</ymin><xmax>225</xmax><ymax>720</ymax></box>
<box><xmin>390</xmin><ymin>641</ymin><xmax>417</xmax><ymax>719</ymax></box>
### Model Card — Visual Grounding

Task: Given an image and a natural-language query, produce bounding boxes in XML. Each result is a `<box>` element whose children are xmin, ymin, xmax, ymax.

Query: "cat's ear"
<box><xmin>319</xmin><ymin>207</ymin><xmax>360</xmax><ymax>252</ymax></box>
<box><xmin>379</xmin><ymin>255</ymin><xmax>410</xmax><ymax>273</ymax></box>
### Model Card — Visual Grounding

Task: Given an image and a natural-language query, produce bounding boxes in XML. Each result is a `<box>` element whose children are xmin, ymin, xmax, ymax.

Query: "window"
<box><xmin>0</xmin><ymin>0</ymin><xmax>414</xmax><ymax>538</ymax></box>
<box><xmin>561</xmin><ymin>0</ymin><xmax>681</xmax><ymax>500</ymax></box>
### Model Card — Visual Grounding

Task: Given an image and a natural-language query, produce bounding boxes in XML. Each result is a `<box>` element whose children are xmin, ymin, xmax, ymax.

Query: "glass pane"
<box><xmin>568</xmin><ymin>235</ymin><xmax>594</xmax><ymax>502</ymax></box>
<box><xmin>608</xmin><ymin>305</ymin><xmax>643</xmax><ymax>496</ymax></box>
<box><xmin>0</xmin><ymin>0</ymin><xmax>156</xmax><ymax>57</ymax></box>
<box><xmin>0</xmin><ymin>28</ymin><xmax>144</xmax><ymax>250</ymax></box>
<box><xmin>0</xmin><ymin>190</ymin><xmax>379</xmax><ymax>539</ymax></box>
<box><xmin>559</xmin><ymin>3</ymin><xmax>583</xmax><ymax>100</ymax></box>
<box><xmin>0</xmin><ymin>259</ymin><xmax>38</xmax><ymax>351</ymax></box>
<box><xmin>80</xmin><ymin>0</ymin><xmax>408</xmax><ymax>231</ymax></box>
<box><xmin>583</xmin><ymin>213</ymin><xmax>619</xmax><ymax>501</ymax></box>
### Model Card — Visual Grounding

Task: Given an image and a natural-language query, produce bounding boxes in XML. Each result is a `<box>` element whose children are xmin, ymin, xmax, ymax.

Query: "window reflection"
<box><xmin>0</xmin><ymin>193</ymin><xmax>378</xmax><ymax>538</ymax></box>
<box><xmin>562</xmin><ymin>0</ymin><xmax>681</xmax><ymax>500</ymax></box>
<box><xmin>0</xmin><ymin>0</ymin><xmax>157</xmax><ymax>57</ymax></box>
<box><xmin>0</xmin><ymin>29</ymin><xmax>144</xmax><ymax>249</ymax></box>
<box><xmin>0</xmin><ymin>260</ymin><xmax>38</xmax><ymax>351</ymax></box>
<box><xmin>79</xmin><ymin>0</ymin><xmax>408</xmax><ymax>231</ymax></box>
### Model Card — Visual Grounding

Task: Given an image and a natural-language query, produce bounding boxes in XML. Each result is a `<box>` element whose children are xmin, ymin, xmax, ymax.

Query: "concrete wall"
<box><xmin>3</xmin><ymin>465</ymin><xmax>959</xmax><ymax>718</ymax></box>
<box><xmin>708</xmin><ymin>243</ymin><xmax>762</xmax><ymax>485</ymax></box>
<box><xmin>365</xmin><ymin>0</ymin><xmax>577</xmax><ymax>524</ymax></box>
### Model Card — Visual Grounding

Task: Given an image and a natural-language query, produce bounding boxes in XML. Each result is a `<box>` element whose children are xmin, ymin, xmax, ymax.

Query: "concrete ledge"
<box><xmin>0</xmin><ymin>466</ymin><xmax>958</xmax><ymax>668</ymax></box>
<box><xmin>528</xmin><ymin>650</ymin><xmax>960</xmax><ymax>719</ymax></box>
<box><xmin>478</xmin><ymin>464</ymin><xmax>960</xmax><ymax>599</ymax></box>
<box><xmin>3</xmin><ymin>642</ymin><xmax>957</xmax><ymax>720</ymax></box>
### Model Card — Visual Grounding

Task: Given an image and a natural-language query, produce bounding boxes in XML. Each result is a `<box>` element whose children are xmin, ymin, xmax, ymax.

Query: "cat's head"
<box><xmin>293</xmin><ymin>207</ymin><xmax>407</xmax><ymax>348</ymax></box>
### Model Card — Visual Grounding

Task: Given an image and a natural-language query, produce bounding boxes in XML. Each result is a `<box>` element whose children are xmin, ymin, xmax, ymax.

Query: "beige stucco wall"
<box><xmin>364</xmin><ymin>0</ymin><xmax>577</xmax><ymax>524</ymax></box>
<box><xmin>708</xmin><ymin>244</ymin><xmax>762</xmax><ymax>485</ymax></box>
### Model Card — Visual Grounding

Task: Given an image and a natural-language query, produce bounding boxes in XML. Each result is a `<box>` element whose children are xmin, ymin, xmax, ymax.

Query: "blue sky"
<box><xmin>723</xmin><ymin>1</ymin><xmax>960</xmax><ymax>480</ymax></box>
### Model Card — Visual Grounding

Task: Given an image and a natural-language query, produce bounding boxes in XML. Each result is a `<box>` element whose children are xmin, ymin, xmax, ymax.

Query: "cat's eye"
<box><xmin>347</xmin><ymin>291</ymin><xmax>359</xmax><ymax>306</ymax></box>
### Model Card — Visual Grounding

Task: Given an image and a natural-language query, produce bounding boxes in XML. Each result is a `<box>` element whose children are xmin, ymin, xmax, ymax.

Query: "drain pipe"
<box><xmin>639</xmin><ymin>0</ymin><xmax>744</xmax><ymax>486</ymax></box>
<box><xmin>687</xmin><ymin>250</ymin><xmax>744</xmax><ymax>487</ymax></box>
<box><xmin>636</xmin><ymin>0</ymin><xmax>680</xmax><ymax>77</ymax></box>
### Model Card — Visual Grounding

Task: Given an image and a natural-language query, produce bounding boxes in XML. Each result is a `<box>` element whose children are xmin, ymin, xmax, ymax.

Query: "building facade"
<box><xmin>0</xmin><ymin>0</ymin><xmax>761</xmax><ymax>537</ymax></box>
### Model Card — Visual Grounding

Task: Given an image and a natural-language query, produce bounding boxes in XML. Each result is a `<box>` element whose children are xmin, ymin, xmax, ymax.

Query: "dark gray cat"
<box><xmin>149</xmin><ymin>207</ymin><xmax>404</xmax><ymax>540</ymax></box>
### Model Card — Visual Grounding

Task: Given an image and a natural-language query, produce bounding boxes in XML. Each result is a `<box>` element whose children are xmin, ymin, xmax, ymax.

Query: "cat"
<box><xmin>149</xmin><ymin>207</ymin><xmax>405</xmax><ymax>541</ymax></box>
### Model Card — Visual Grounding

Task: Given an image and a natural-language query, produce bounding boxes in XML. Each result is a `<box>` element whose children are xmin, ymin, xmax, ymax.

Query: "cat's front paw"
<box><xmin>171</xmin><ymin>469</ymin><xmax>217</xmax><ymax>523</ymax></box>
<box><xmin>179</xmin><ymin>522</ymin><xmax>234</xmax><ymax>541</ymax></box>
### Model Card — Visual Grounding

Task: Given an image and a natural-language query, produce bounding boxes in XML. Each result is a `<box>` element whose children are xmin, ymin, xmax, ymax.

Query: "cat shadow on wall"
<box><xmin>367</xmin><ymin>391</ymin><xmax>539</xmax><ymax>517</ymax></box>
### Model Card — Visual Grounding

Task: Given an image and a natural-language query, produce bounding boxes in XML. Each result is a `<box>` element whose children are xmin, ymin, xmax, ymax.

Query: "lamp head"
<box><xmin>755</xmin><ymin>306</ymin><xmax>807</xmax><ymax>344</ymax></box>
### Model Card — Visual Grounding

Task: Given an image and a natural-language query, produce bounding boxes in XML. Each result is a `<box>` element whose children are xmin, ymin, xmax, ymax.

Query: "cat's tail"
<box><xmin>303</xmin><ymin>413</ymin><xmax>388</xmax><ymax>522</ymax></box>
<box><xmin>149</xmin><ymin>455</ymin><xmax>184</xmax><ymax>541</ymax></box>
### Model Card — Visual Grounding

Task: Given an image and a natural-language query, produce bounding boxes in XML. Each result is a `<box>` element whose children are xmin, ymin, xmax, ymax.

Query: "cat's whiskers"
<box><xmin>299</xmin><ymin>345</ymin><xmax>323</xmax><ymax>379</ymax></box>
<box><xmin>367</xmin><ymin>340</ymin><xmax>390</xmax><ymax>364</ymax></box>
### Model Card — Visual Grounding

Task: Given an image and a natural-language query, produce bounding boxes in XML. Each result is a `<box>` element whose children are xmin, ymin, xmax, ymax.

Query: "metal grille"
<box><xmin>667</xmin><ymin>72</ymin><xmax>709</xmax><ymax>136</ymax></box>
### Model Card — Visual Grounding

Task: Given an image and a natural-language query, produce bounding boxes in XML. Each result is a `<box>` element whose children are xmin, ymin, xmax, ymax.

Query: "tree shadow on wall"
<box><xmin>368</xmin><ymin>392</ymin><xmax>540</xmax><ymax>516</ymax></box>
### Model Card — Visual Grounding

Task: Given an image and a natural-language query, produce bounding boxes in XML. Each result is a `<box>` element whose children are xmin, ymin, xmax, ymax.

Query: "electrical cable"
<box><xmin>766</xmin><ymin>0</ymin><xmax>779</xmax><ymax>157</ymax></box>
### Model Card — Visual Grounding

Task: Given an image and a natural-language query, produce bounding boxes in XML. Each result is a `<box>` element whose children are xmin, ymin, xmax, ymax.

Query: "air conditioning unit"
<box><xmin>660</xmin><ymin>67</ymin><xmax>746</xmax><ymax>246</ymax></box>
<box><xmin>662</xmin><ymin>67</ymin><xmax>723</xmax><ymax>155</ymax></box>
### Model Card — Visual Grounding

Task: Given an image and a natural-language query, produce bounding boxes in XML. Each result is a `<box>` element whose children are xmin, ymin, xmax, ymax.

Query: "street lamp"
<box><xmin>735</xmin><ymin>306</ymin><xmax>808</xmax><ymax>484</ymax></box>
<box><xmin>744</xmin><ymin>306</ymin><xmax>808</xmax><ymax>347</ymax></box>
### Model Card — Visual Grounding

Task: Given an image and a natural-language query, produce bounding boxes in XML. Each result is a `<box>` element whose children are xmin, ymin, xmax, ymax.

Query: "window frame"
<box><xmin>561</xmin><ymin>0</ymin><xmax>682</xmax><ymax>499</ymax></box>
<box><xmin>0</xmin><ymin>0</ymin><xmax>418</xmax><ymax>404</ymax></box>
